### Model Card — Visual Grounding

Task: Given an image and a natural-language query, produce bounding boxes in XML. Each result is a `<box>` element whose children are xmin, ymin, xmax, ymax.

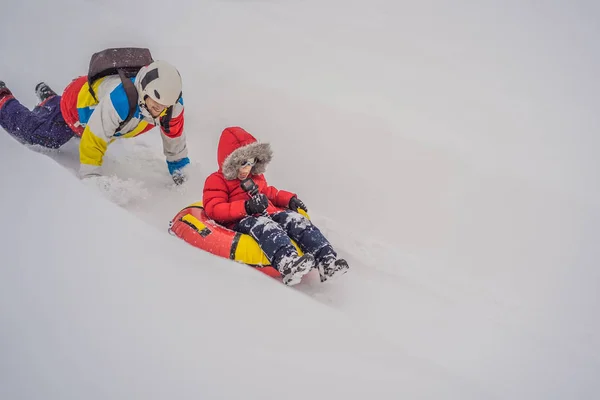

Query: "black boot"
<box><xmin>279</xmin><ymin>253</ymin><xmax>315</xmax><ymax>286</ymax></box>
<box><xmin>319</xmin><ymin>258</ymin><xmax>349</xmax><ymax>282</ymax></box>
<box><xmin>35</xmin><ymin>82</ymin><xmax>57</xmax><ymax>103</ymax></box>
<box><xmin>0</xmin><ymin>81</ymin><xmax>13</xmax><ymax>99</ymax></box>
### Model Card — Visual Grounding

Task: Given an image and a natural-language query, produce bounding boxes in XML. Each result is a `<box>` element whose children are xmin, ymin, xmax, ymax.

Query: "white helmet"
<box><xmin>140</xmin><ymin>60</ymin><xmax>182</xmax><ymax>106</ymax></box>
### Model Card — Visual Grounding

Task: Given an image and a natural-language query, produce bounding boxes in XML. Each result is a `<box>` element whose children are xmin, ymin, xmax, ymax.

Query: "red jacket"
<box><xmin>203</xmin><ymin>127</ymin><xmax>296</xmax><ymax>227</ymax></box>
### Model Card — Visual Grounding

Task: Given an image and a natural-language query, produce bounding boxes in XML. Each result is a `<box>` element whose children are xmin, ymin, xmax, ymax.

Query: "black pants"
<box><xmin>234</xmin><ymin>210</ymin><xmax>336</xmax><ymax>270</ymax></box>
<box><xmin>0</xmin><ymin>96</ymin><xmax>74</xmax><ymax>149</ymax></box>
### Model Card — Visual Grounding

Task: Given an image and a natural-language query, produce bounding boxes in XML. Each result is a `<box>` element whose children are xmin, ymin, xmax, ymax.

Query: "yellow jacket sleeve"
<box><xmin>78</xmin><ymin>96</ymin><xmax>121</xmax><ymax>176</ymax></box>
<box><xmin>79</xmin><ymin>126</ymin><xmax>108</xmax><ymax>166</ymax></box>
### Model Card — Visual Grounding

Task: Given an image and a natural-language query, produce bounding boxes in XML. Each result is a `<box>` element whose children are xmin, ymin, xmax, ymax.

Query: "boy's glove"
<box><xmin>167</xmin><ymin>157</ymin><xmax>190</xmax><ymax>185</ymax></box>
<box><xmin>247</xmin><ymin>185</ymin><xmax>259</xmax><ymax>197</ymax></box>
<box><xmin>245</xmin><ymin>193</ymin><xmax>269</xmax><ymax>215</ymax></box>
<box><xmin>288</xmin><ymin>197</ymin><xmax>308</xmax><ymax>212</ymax></box>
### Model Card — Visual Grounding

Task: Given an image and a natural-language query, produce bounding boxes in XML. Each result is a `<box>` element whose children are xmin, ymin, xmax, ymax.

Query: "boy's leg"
<box><xmin>270</xmin><ymin>210</ymin><xmax>337</xmax><ymax>261</ymax></box>
<box><xmin>271</xmin><ymin>210</ymin><xmax>348</xmax><ymax>282</ymax></box>
<box><xmin>234</xmin><ymin>215</ymin><xmax>299</xmax><ymax>267</ymax></box>
<box><xmin>234</xmin><ymin>215</ymin><xmax>315</xmax><ymax>285</ymax></box>
<box><xmin>0</xmin><ymin>95</ymin><xmax>74</xmax><ymax>149</ymax></box>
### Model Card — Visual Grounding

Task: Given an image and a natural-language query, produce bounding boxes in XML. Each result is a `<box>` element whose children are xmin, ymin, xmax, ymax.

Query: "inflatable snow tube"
<box><xmin>169</xmin><ymin>202</ymin><xmax>305</xmax><ymax>278</ymax></box>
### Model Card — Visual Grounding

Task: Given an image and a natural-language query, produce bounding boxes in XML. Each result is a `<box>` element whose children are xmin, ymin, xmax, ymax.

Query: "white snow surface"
<box><xmin>1</xmin><ymin>1</ymin><xmax>599</xmax><ymax>399</ymax></box>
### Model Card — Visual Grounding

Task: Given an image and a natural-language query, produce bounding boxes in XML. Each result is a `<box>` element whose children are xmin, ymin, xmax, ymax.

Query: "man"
<box><xmin>0</xmin><ymin>59</ymin><xmax>190</xmax><ymax>184</ymax></box>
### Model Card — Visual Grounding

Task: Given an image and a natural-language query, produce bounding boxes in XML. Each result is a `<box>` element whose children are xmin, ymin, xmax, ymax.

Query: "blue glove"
<box><xmin>167</xmin><ymin>157</ymin><xmax>190</xmax><ymax>185</ymax></box>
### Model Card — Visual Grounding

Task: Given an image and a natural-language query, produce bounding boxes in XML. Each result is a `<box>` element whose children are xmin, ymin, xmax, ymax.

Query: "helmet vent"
<box><xmin>154</xmin><ymin>90</ymin><xmax>161</xmax><ymax>99</ymax></box>
<box><xmin>141</xmin><ymin>68</ymin><xmax>159</xmax><ymax>90</ymax></box>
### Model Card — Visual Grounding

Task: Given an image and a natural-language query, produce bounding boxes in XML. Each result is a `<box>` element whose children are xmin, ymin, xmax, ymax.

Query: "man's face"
<box><xmin>145</xmin><ymin>96</ymin><xmax>167</xmax><ymax>118</ymax></box>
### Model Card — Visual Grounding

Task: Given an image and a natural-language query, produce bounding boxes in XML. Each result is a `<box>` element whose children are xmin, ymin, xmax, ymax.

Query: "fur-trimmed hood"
<box><xmin>218</xmin><ymin>127</ymin><xmax>273</xmax><ymax>180</ymax></box>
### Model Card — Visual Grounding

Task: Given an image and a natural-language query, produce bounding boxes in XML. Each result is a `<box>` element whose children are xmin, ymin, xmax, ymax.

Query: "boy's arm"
<box><xmin>203</xmin><ymin>174</ymin><xmax>247</xmax><ymax>224</ymax></box>
<box><xmin>254</xmin><ymin>174</ymin><xmax>296</xmax><ymax>208</ymax></box>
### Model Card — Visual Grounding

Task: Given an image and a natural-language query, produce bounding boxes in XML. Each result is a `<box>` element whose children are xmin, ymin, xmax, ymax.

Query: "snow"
<box><xmin>1</xmin><ymin>0</ymin><xmax>600</xmax><ymax>399</ymax></box>
<box><xmin>0</xmin><ymin>135</ymin><xmax>482</xmax><ymax>399</ymax></box>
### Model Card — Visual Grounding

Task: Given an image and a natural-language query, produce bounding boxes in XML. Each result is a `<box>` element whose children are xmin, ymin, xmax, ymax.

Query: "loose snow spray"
<box><xmin>83</xmin><ymin>175</ymin><xmax>150</xmax><ymax>207</ymax></box>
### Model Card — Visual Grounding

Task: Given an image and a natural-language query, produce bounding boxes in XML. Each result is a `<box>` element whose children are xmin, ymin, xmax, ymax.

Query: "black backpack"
<box><xmin>87</xmin><ymin>48</ymin><xmax>154</xmax><ymax>129</ymax></box>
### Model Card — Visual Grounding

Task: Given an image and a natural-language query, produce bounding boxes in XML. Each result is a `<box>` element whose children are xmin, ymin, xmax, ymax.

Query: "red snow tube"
<box><xmin>170</xmin><ymin>202</ymin><xmax>306</xmax><ymax>278</ymax></box>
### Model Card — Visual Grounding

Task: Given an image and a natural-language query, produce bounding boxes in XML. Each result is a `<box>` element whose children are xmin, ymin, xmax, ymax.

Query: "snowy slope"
<box><xmin>1</xmin><ymin>133</ymin><xmax>488</xmax><ymax>399</ymax></box>
<box><xmin>1</xmin><ymin>0</ymin><xmax>600</xmax><ymax>399</ymax></box>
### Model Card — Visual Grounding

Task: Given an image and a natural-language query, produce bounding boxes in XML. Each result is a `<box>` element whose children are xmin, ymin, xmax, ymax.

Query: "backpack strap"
<box><xmin>88</xmin><ymin>81</ymin><xmax>98</xmax><ymax>102</ymax></box>
<box><xmin>116</xmin><ymin>69</ymin><xmax>139</xmax><ymax>133</ymax></box>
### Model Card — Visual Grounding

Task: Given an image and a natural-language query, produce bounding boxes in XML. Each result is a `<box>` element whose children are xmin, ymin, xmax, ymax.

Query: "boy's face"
<box><xmin>237</xmin><ymin>158</ymin><xmax>257</xmax><ymax>180</ymax></box>
<box><xmin>237</xmin><ymin>164</ymin><xmax>252</xmax><ymax>180</ymax></box>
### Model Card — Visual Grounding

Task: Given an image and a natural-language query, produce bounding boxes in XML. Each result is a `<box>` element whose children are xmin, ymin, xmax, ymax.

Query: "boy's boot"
<box><xmin>318</xmin><ymin>257</ymin><xmax>349</xmax><ymax>283</ymax></box>
<box><xmin>279</xmin><ymin>253</ymin><xmax>315</xmax><ymax>286</ymax></box>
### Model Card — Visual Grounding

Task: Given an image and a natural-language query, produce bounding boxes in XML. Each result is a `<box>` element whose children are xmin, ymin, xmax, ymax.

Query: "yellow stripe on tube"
<box><xmin>234</xmin><ymin>234</ymin><xmax>303</xmax><ymax>266</ymax></box>
<box><xmin>235</xmin><ymin>234</ymin><xmax>270</xmax><ymax>265</ymax></box>
<box><xmin>297</xmin><ymin>208</ymin><xmax>310</xmax><ymax>220</ymax></box>
<box><xmin>182</xmin><ymin>214</ymin><xmax>207</xmax><ymax>231</ymax></box>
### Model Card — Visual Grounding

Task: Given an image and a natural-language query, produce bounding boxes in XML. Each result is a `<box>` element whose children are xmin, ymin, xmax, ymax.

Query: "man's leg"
<box><xmin>0</xmin><ymin>92</ymin><xmax>73</xmax><ymax>149</ymax></box>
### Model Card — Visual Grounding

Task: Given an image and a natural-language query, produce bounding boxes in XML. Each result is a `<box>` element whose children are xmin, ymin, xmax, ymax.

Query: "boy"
<box><xmin>203</xmin><ymin>126</ymin><xmax>349</xmax><ymax>286</ymax></box>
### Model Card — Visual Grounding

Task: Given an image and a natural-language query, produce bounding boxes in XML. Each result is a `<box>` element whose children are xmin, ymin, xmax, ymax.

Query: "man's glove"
<box><xmin>245</xmin><ymin>193</ymin><xmax>269</xmax><ymax>215</ymax></box>
<box><xmin>167</xmin><ymin>157</ymin><xmax>190</xmax><ymax>185</ymax></box>
<box><xmin>288</xmin><ymin>196</ymin><xmax>308</xmax><ymax>212</ymax></box>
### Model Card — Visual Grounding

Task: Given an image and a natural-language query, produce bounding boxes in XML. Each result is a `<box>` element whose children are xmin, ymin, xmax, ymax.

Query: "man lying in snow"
<box><xmin>0</xmin><ymin>50</ymin><xmax>190</xmax><ymax>184</ymax></box>
<box><xmin>203</xmin><ymin>126</ymin><xmax>349</xmax><ymax>286</ymax></box>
